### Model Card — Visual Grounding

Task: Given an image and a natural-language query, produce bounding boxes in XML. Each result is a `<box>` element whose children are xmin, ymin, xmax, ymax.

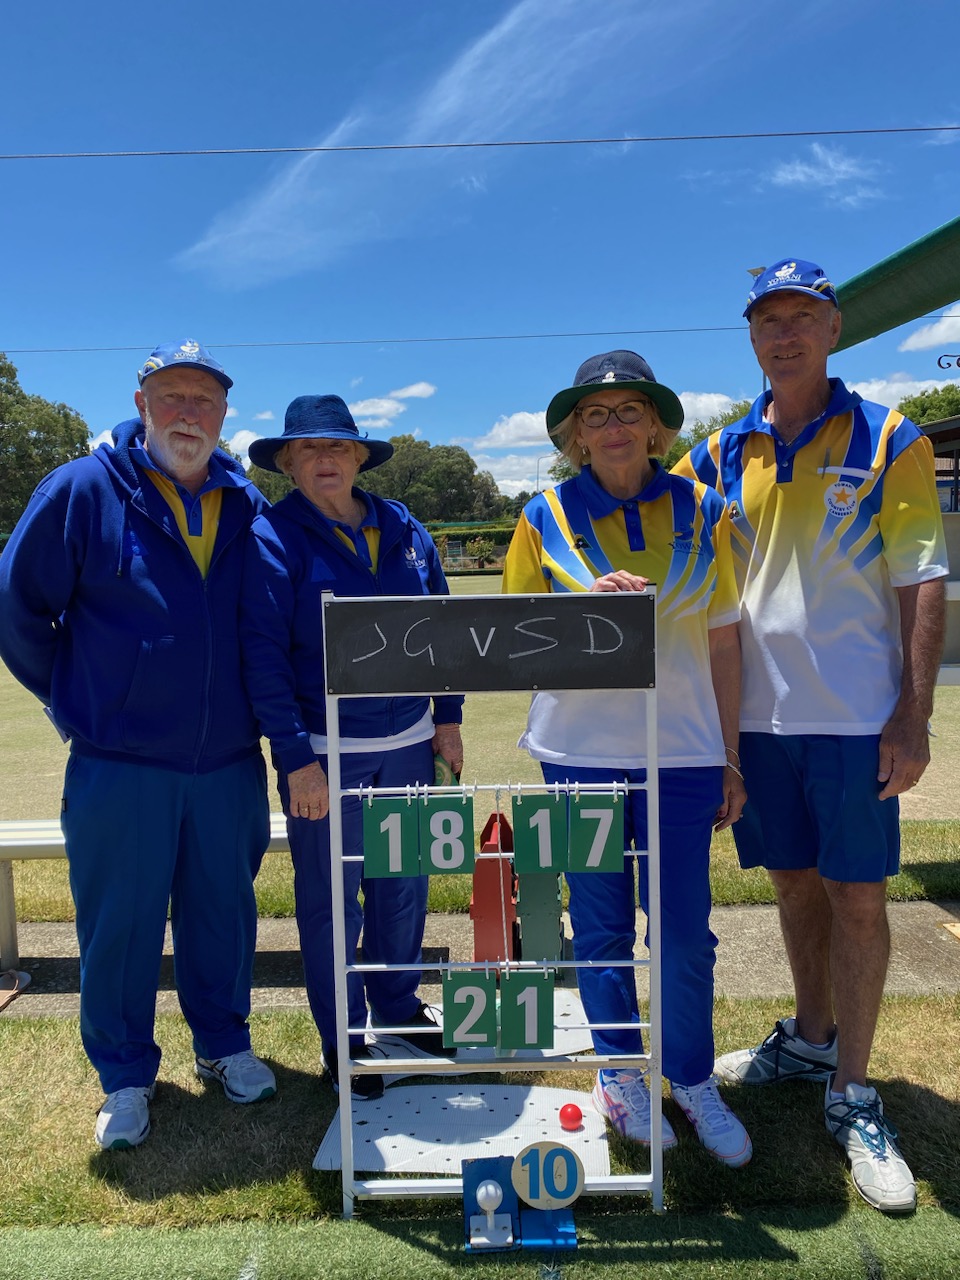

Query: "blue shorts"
<box><xmin>733</xmin><ymin>733</ymin><xmax>900</xmax><ymax>883</ymax></box>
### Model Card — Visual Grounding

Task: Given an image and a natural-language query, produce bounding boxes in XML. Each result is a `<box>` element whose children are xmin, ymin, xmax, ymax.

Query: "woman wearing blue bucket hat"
<box><xmin>242</xmin><ymin>395</ymin><xmax>464</xmax><ymax>1099</ymax></box>
<box><xmin>503</xmin><ymin>351</ymin><xmax>751</xmax><ymax>1166</ymax></box>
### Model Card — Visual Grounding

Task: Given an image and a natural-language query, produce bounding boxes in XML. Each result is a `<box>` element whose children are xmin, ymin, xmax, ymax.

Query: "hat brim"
<box><xmin>743</xmin><ymin>284</ymin><xmax>839</xmax><ymax>319</ymax></box>
<box><xmin>546</xmin><ymin>379</ymin><xmax>684</xmax><ymax>438</ymax></box>
<box><xmin>248</xmin><ymin>430</ymin><xmax>394</xmax><ymax>474</ymax></box>
<box><xmin>139</xmin><ymin>360</ymin><xmax>233</xmax><ymax>393</ymax></box>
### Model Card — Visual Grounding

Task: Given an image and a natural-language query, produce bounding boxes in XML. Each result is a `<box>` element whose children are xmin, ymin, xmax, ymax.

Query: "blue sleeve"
<box><xmin>0</xmin><ymin>478</ymin><xmax>80</xmax><ymax>703</ymax></box>
<box><xmin>239</xmin><ymin>521</ymin><xmax>318</xmax><ymax>775</ymax></box>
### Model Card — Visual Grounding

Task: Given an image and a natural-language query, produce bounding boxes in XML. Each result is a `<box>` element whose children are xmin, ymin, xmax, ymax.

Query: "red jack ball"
<box><xmin>559</xmin><ymin>1103</ymin><xmax>583</xmax><ymax>1131</ymax></box>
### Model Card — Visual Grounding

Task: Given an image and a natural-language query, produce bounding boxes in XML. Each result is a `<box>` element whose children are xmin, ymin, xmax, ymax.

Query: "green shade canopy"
<box><xmin>835</xmin><ymin>214</ymin><xmax>960</xmax><ymax>352</ymax></box>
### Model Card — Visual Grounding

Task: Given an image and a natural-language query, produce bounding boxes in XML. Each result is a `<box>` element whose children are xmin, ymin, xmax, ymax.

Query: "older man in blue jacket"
<box><xmin>0</xmin><ymin>340</ymin><xmax>276</xmax><ymax>1149</ymax></box>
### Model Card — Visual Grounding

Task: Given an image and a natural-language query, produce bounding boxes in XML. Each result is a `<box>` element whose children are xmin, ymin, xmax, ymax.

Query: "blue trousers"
<box><xmin>280</xmin><ymin>740</ymin><xmax>433</xmax><ymax>1053</ymax></box>
<box><xmin>541</xmin><ymin>763</ymin><xmax>722</xmax><ymax>1087</ymax></box>
<box><xmin>61</xmin><ymin>751</ymin><xmax>269</xmax><ymax>1093</ymax></box>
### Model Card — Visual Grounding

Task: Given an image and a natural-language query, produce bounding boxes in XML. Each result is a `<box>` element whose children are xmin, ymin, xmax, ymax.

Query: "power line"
<box><xmin>4</xmin><ymin>326</ymin><xmax>747</xmax><ymax>355</ymax></box>
<box><xmin>5</xmin><ymin>308</ymin><xmax>956</xmax><ymax>357</ymax></box>
<box><xmin>1</xmin><ymin>124</ymin><xmax>958</xmax><ymax>162</ymax></box>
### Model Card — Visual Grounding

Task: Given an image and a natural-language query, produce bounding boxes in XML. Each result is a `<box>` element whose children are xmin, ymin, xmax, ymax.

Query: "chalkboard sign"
<box><xmin>322</xmin><ymin>592</ymin><xmax>656</xmax><ymax>695</ymax></box>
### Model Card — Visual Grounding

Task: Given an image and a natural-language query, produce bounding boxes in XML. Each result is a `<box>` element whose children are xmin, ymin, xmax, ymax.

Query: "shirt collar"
<box><xmin>729</xmin><ymin>377</ymin><xmax>862</xmax><ymax>437</ymax></box>
<box><xmin>574</xmin><ymin>461</ymin><xmax>671</xmax><ymax>517</ymax></box>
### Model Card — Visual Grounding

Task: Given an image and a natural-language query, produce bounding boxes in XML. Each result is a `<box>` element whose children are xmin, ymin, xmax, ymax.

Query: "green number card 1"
<box><xmin>567</xmin><ymin>794</ymin><xmax>625</xmax><ymax>874</ymax></box>
<box><xmin>442</xmin><ymin>970</ymin><xmax>497</xmax><ymax>1048</ymax></box>
<box><xmin>362</xmin><ymin>797</ymin><xmax>420</xmax><ymax>878</ymax></box>
<box><xmin>499</xmin><ymin>970</ymin><xmax>555</xmax><ymax>1050</ymax></box>
<box><xmin>511</xmin><ymin>794</ymin><xmax>568</xmax><ymax>874</ymax></box>
<box><xmin>419</xmin><ymin>794</ymin><xmax>475</xmax><ymax>875</ymax></box>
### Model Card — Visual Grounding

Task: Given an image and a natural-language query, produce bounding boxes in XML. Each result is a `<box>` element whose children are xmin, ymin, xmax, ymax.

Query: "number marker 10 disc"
<box><xmin>511</xmin><ymin>1141</ymin><xmax>584</xmax><ymax>1210</ymax></box>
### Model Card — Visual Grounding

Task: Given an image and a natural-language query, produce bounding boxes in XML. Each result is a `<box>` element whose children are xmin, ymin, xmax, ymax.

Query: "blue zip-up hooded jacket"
<box><xmin>241</xmin><ymin>487</ymin><xmax>464</xmax><ymax>775</ymax></box>
<box><xmin>0</xmin><ymin>418</ymin><xmax>268</xmax><ymax>773</ymax></box>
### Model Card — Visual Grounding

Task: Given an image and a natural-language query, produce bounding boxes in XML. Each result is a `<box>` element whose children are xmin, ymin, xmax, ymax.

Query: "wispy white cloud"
<box><xmin>769</xmin><ymin>143</ymin><xmax>883</xmax><ymax>208</ymax></box>
<box><xmin>225</xmin><ymin>406</ymin><xmax>239</xmax><ymax>419</ymax></box>
<box><xmin>473</xmin><ymin>410</ymin><xmax>547</xmax><ymax>449</ymax></box>
<box><xmin>389</xmin><ymin>382</ymin><xmax>437</xmax><ymax>399</ymax></box>
<box><xmin>253</xmin><ymin>410</ymin><xmax>276</xmax><ymax>421</ymax></box>
<box><xmin>847</xmin><ymin>373</ymin><xmax>960</xmax><ymax>405</ymax></box>
<box><xmin>898</xmin><ymin>304</ymin><xmax>960</xmax><ymax>352</ymax></box>
<box><xmin>923</xmin><ymin>123</ymin><xmax>960</xmax><ymax>147</ymax></box>
<box><xmin>175</xmin><ymin>0</ymin><xmax>700</xmax><ymax>287</ymax></box>
<box><xmin>89</xmin><ymin>428</ymin><xmax>112</xmax><ymax>451</ymax></box>
<box><xmin>349</xmin><ymin>396</ymin><xmax>407</xmax><ymax>426</ymax></box>
<box><xmin>349</xmin><ymin>377</ymin><xmax>363</xmax><ymax>388</ymax></box>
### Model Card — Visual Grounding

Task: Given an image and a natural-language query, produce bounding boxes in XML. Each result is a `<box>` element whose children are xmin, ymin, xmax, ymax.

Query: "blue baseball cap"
<box><xmin>248</xmin><ymin>395</ymin><xmax>394</xmax><ymax>474</ymax></box>
<box><xmin>137</xmin><ymin>339</ymin><xmax>233</xmax><ymax>392</ymax></box>
<box><xmin>743</xmin><ymin>259</ymin><xmax>839</xmax><ymax>319</ymax></box>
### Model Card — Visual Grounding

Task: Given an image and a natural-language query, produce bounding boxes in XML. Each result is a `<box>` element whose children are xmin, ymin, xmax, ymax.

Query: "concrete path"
<box><xmin>5</xmin><ymin>900</ymin><xmax>960</xmax><ymax>1020</ymax></box>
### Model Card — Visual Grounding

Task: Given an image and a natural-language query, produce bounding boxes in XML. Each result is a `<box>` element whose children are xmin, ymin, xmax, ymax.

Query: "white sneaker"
<box><xmin>195</xmin><ymin>1050</ymin><xmax>276</xmax><ymax>1103</ymax></box>
<box><xmin>714</xmin><ymin>1016</ymin><xmax>837</xmax><ymax>1084</ymax></box>
<box><xmin>95</xmin><ymin>1085</ymin><xmax>155</xmax><ymax>1150</ymax></box>
<box><xmin>671</xmin><ymin>1075</ymin><xmax>753</xmax><ymax>1167</ymax></box>
<box><xmin>592</xmin><ymin>1070</ymin><xmax>678</xmax><ymax>1148</ymax></box>
<box><xmin>824</xmin><ymin>1077</ymin><xmax>916</xmax><ymax>1214</ymax></box>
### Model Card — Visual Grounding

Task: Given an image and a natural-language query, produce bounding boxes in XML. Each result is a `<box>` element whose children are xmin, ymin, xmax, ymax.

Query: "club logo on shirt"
<box><xmin>727</xmin><ymin>500</ymin><xmax>742</xmax><ymax>521</ymax></box>
<box><xmin>572</xmin><ymin>535</ymin><xmax>592</xmax><ymax>550</ymax></box>
<box><xmin>404</xmin><ymin>545</ymin><xmax>426</xmax><ymax>569</ymax></box>
<box><xmin>670</xmin><ymin>527</ymin><xmax>704</xmax><ymax>556</ymax></box>
<box><xmin>824</xmin><ymin>480</ymin><xmax>858</xmax><ymax>518</ymax></box>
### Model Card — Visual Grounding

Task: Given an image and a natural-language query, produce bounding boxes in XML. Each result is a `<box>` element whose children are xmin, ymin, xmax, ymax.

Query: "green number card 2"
<box><xmin>442</xmin><ymin>970</ymin><xmax>497</xmax><ymax>1048</ymax></box>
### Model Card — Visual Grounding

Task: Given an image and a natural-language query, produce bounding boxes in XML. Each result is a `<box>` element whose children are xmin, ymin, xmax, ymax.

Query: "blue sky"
<box><xmin>3</xmin><ymin>0</ymin><xmax>960</xmax><ymax>496</ymax></box>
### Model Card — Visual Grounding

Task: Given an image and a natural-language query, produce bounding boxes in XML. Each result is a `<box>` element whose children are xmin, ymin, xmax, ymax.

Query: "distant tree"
<box><xmin>471</xmin><ymin>469</ymin><xmax>511</xmax><ymax>519</ymax></box>
<box><xmin>897</xmin><ymin>384</ymin><xmax>960</xmax><ymax>425</ymax></box>
<box><xmin>548</xmin><ymin>452</ymin><xmax>575</xmax><ymax>485</ymax></box>
<box><xmin>246</xmin><ymin>463</ymin><xmax>294</xmax><ymax>504</ymax></box>
<box><xmin>508</xmin><ymin>489</ymin><xmax>535</xmax><ymax>517</ymax></box>
<box><xmin>361</xmin><ymin>434</ymin><xmax>508</xmax><ymax>522</ymax></box>
<box><xmin>0</xmin><ymin>354</ymin><xmax>90</xmax><ymax>533</ymax></box>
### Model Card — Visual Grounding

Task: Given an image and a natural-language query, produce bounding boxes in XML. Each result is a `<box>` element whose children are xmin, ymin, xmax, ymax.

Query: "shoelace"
<box><xmin>106</xmin><ymin>1088</ymin><xmax>146</xmax><ymax>1112</ymax></box>
<box><xmin>684</xmin><ymin>1081</ymin><xmax>733</xmax><ymax>1131</ymax></box>
<box><xmin>616</xmin><ymin>1073</ymin><xmax>651</xmax><ymax>1117</ymax></box>
<box><xmin>834</xmin><ymin>1098</ymin><xmax>900</xmax><ymax>1156</ymax></box>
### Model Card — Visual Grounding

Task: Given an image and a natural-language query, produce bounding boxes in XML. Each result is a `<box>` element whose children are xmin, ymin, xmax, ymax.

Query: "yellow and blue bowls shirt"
<box><xmin>502</xmin><ymin>464</ymin><xmax>740</xmax><ymax>769</ymax></box>
<box><xmin>673</xmin><ymin>379</ymin><xmax>948</xmax><ymax>735</ymax></box>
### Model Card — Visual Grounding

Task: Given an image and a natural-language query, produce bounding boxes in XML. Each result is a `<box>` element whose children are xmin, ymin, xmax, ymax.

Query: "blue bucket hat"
<box><xmin>743</xmin><ymin>259</ymin><xmax>839</xmax><ymax>318</ymax></box>
<box><xmin>545</xmin><ymin>350</ymin><xmax>684</xmax><ymax>438</ymax></box>
<box><xmin>248</xmin><ymin>395</ymin><xmax>395</xmax><ymax>474</ymax></box>
<box><xmin>138</xmin><ymin>338</ymin><xmax>233</xmax><ymax>391</ymax></box>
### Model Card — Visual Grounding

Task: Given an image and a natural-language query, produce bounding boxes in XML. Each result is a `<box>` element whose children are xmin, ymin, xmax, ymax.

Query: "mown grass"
<box><xmin>0</xmin><ymin>996</ymin><xmax>957</xmax><ymax>1231</ymax></box>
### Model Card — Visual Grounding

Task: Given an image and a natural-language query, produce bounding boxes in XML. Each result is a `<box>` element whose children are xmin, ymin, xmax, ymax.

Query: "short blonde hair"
<box><xmin>551</xmin><ymin>398</ymin><xmax>672</xmax><ymax>473</ymax></box>
<box><xmin>274</xmin><ymin>439</ymin><xmax>371</xmax><ymax>479</ymax></box>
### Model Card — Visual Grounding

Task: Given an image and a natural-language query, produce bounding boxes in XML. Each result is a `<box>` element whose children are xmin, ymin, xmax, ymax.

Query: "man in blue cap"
<box><xmin>675</xmin><ymin>261</ymin><xmax>948</xmax><ymax>1214</ymax></box>
<box><xmin>0</xmin><ymin>340</ymin><xmax>277</xmax><ymax>1149</ymax></box>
